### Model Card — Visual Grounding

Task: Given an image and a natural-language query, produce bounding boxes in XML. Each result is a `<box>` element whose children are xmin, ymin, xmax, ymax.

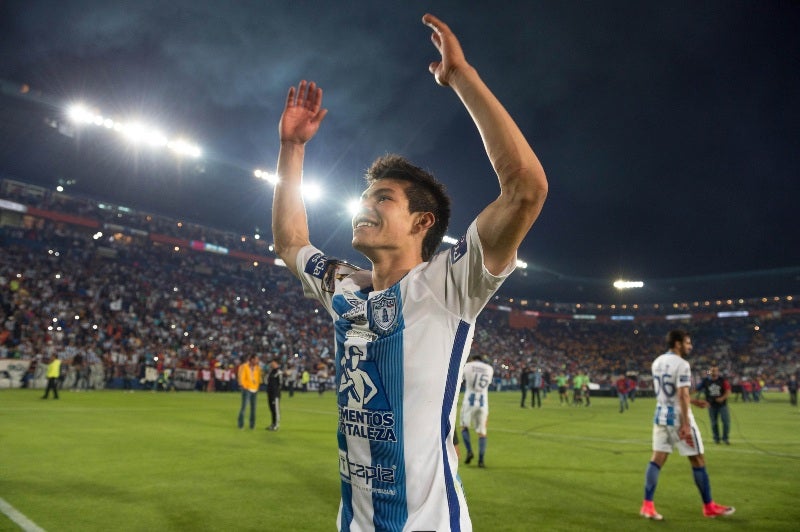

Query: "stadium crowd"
<box><xmin>2</xmin><ymin>179</ymin><xmax>798</xmax><ymax>395</ymax></box>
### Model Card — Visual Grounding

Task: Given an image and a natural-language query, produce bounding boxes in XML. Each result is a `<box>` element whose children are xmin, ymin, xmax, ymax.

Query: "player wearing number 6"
<box><xmin>640</xmin><ymin>329</ymin><xmax>735</xmax><ymax>520</ymax></box>
<box><xmin>460</xmin><ymin>355</ymin><xmax>494</xmax><ymax>468</ymax></box>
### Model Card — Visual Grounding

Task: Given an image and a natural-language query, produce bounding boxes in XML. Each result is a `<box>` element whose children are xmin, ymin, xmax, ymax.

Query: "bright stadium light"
<box><xmin>67</xmin><ymin>104</ymin><xmax>92</xmax><ymax>123</ymax></box>
<box><xmin>614</xmin><ymin>279</ymin><xmax>644</xmax><ymax>290</ymax></box>
<box><xmin>442</xmin><ymin>235</ymin><xmax>459</xmax><ymax>245</ymax></box>
<box><xmin>66</xmin><ymin>103</ymin><xmax>202</xmax><ymax>158</ymax></box>
<box><xmin>347</xmin><ymin>198</ymin><xmax>361</xmax><ymax>216</ymax></box>
<box><xmin>254</xmin><ymin>169</ymin><xmax>278</xmax><ymax>184</ymax></box>
<box><xmin>302</xmin><ymin>183</ymin><xmax>322</xmax><ymax>202</ymax></box>
<box><xmin>516</xmin><ymin>259</ymin><xmax>528</xmax><ymax>269</ymax></box>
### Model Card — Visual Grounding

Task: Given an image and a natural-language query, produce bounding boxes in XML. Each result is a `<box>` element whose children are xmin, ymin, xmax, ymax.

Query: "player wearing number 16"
<box><xmin>640</xmin><ymin>329</ymin><xmax>735</xmax><ymax>520</ymax></box>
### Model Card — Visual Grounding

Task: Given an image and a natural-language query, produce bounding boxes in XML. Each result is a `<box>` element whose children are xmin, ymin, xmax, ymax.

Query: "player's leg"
<box><xmin>476</xmin><ymin>409</ymin><xmax>488</xmax><ymax>467</ymax></box>
<box><xmin>460</xmin><ymin>406</ymin><xmax>474</xmax><ymax>464</ymax></box>
<box><xmin>641</xmin><ymin>427</ymin><xmax>671</xmax><ymax>520</ymax></box>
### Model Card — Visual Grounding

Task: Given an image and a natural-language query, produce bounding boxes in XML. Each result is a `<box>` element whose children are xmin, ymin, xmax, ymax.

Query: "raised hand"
<box><xmin>423</xmin><ymin>13</ymin><xmax>469</xmax><ymax>87</ymax></box>
<box><xmin>279</xmin><ymin>80</ymin><xmax>328</xmax><ymax>145</ymax></box>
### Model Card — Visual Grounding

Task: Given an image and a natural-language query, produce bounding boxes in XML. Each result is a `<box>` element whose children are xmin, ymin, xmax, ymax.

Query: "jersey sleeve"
<box><xmin>677</xmin><ymin>359</ymin><xmax>692</xmax><ymax>389</ymax></box>
<box><xmin>295</xmin><ymin>245</ymin><xmax>362</xmax><ymax>315</ymax></box>
<box><xmin>419</xmin><ymin>219</ymin><xmax>516</xmax><ymax>321</ymax></box>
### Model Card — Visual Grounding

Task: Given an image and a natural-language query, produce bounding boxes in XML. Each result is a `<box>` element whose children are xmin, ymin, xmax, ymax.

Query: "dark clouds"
<box><xmin>0</xmin><ymin>0</ymin><xmax>798</xmax><ymax>302</ymax></box>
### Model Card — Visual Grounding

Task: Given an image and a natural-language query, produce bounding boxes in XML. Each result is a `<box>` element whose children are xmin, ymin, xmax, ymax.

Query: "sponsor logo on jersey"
<box><xmin>342</xmin><ymin>301</ymin><xmax>368</xmax><ymax>324</ymax></box>
<box><xmin>338</xmin><ymin>406</ymin><xmax>397</xmax><ymax>442</ymax></box>
<box><xmin>450</xmin><ymin>234</ymin><xmax>467</xmax><ymax>263</ymax></box>
<box><xmin>345</xmin><ymin>328</ymin><xmax>378</xmax><ymax>342</ymax></box>
<box><xmin>680</xmin><ymin>374</ymin><xmax>690</xmax><ymax>383</ymax></box>
<box><xmin>304</xmin><ymin>253</ymin><xmax>328</xmax><ymax>279</ymax></box>
<box><xmin>339</xmin><ymin>450</ymin><xmax>396</xmax><ymax>485</ymax></box>
<box><xmin>342</xmin><ymin>289</ymin><xmax>363</xmax><ymax>307</ymax></box>
<box><xmin>370</xmin><ymin>292</ymin><xmax>397</xmax><ymax>334</ymax></box>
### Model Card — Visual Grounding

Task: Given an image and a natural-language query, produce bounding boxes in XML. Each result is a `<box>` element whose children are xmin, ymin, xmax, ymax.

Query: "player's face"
<box><xmin>677</xmin><ymin>337</ymin><xmax>693</xmax><ymax>357</ymax></box>
<box><xmin>352</xmin><ymin>179</ymin><xmax>421</xmax><ymax>257</ymax></box>
<box><xmin>709</xmin><ymin>366</ymin><xmax>718</xmax><ymax>378</ymax></box>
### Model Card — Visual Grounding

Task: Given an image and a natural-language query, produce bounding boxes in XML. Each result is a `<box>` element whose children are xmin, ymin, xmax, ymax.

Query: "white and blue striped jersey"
<box><xmin>651</xmin><ymin>351</ymin><xmax>693</xmax><ymax>426</ymax></box>
<box><xmin>297</xmin><ymin>220</ymin><xmax>514</xmax><ymax>532</ymax></box>
<box><xmin>462</xmin><ymin>360</ymin><xmax>494</xmax><ymax>409</ymax></box>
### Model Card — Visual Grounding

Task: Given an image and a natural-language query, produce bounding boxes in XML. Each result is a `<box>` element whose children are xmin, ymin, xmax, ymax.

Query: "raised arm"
<box><xmin>423</xmin><ymin>14</ymin><xmax>548</xmax><ymax>275</ymax></box>
<box><xmin>272</xmin><ymin>80</ymin><xmax>328</xmax><ymax>277</ymax></box>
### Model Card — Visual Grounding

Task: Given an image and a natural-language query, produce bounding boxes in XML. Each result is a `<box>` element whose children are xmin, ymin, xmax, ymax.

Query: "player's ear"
<box><xmin>413</xmin><ymin>212</ymin><xmax>435</xmax><ymax>233</ymax></box>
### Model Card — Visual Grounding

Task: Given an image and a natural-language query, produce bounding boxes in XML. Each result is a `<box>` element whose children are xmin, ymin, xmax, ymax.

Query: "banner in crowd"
<box><xmin>0</xmin><ymin>359</ymin><xmax>31</xmax><ymax>388</ymax></box>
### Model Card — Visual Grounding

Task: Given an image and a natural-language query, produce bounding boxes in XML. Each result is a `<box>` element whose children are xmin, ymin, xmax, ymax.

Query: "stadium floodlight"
<box><xmin>347</xmin><ymin>198</ymin><xmax>361</xmax><ymax>217</ymax></box>
<box><xmin>613</xmin><ymin>279</ymin><xmax>644</xmax><ymax>290</ymax></box>
<box><xmin>516</xmin><ymin>259</ymin><xmax>528</xmax><ymax>269</ymax></box>
<box><xmin>66</xmin><ymin>103</ymin><xmax>202</xmax><ymax>158</ymax></box>
<box><xmin>301</xmin><ymin>182</ymin><xmax>322</xmax><ymax>202</ymax></box>
<box><xmin>67</xmin><ymin>104</ymin><xmax>93</xmax><ymax>123</ymax></box>
<box><xmin>254</xmin><ymin>169</ymin><xmax>278</xmax><ymax>184</ymax></box>
<box><xmin>168</xmin><ymin>139</ymin><xmax>201</xmax><ymax>158</ymax></box>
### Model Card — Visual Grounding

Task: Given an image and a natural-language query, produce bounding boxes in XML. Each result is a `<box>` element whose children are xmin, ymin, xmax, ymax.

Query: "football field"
<box><xmin>1</xmin><ymin>388</ymin><xmax>798</xmax><ymax>531</ymax></box>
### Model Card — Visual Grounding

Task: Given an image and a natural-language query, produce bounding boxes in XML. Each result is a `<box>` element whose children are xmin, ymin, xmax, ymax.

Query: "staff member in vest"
<box><xmin>237</xmin><ymin>354</ymin><xmax>261</xmax><ymax>430</ymax></box>
<box><xmin>42</xmin><ymin>353</ymin><xmax>61</xmax><ymax>400</ymax></box>
<box><xmin>696</xmin><ymin>364</ymin><xmax>732</xmax><ymax>445</ymax></box>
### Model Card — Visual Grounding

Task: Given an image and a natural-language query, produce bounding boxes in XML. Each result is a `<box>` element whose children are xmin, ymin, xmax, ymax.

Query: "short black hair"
<box><xmin>365</xmin><ymin>154</ymin><xmax>451</xmax><ymax>261</ymax></box>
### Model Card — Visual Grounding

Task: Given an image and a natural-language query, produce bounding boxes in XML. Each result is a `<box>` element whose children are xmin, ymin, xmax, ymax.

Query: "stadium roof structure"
<box><xmin>0</xmin><ymin>82</ymin><xmax>797</xmax><ymax>307</ymax></box>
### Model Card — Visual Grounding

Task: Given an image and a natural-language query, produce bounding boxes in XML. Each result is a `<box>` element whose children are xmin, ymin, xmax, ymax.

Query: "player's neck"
<box><xmin>367</xmin><ymin>249</ymin><xmax>424</xmax><ymax>291</ymax></box>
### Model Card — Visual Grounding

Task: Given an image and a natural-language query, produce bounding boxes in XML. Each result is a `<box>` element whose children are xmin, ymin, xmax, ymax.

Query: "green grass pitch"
<box><xmin>1</xmin><ymin>388</ymin><xmax>798</xmax><ymax>531</ymax></box>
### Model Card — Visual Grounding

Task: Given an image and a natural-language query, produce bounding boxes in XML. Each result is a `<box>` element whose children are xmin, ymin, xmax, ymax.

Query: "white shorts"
<box><xmin>461</xmin><ymin>404</ymin><xmax>488</xmax><ymax>434</ymax></box>
<box><xmin>652</xmin><ymin>422</ymin><xmax>704</xmax><ymax>456</ymax></box>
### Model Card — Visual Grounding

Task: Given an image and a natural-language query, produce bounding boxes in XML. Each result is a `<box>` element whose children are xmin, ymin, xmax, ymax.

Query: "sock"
<box><xmin>644</xmin><ymin>461</ymin><xmax>661</xmax><ymax>501</ymax></box>
<box><xmin>478</xmin><ymin>436</ymin><xmax>487</xmax><ymax>461</ymax></box>
<box><xmin>461</xmin><ymin>429</ymin><xmax>472</xmax><ymax>454</ymax></box>
<box><xmin>692</xmin><ymin>466</ymin><xmax>712</xmax><ymax>504</ymax></box>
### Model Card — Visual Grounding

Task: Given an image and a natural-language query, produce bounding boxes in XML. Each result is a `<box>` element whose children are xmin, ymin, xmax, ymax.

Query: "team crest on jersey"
<box><xmin>370</xmin><ymin>292</ymin><xmax>398</xmax><ymax>334</ymax></box>
<box><xmin>450</xmin><ymin>233</ymin><xmax>467</xmax><ymax>263</ymax></box>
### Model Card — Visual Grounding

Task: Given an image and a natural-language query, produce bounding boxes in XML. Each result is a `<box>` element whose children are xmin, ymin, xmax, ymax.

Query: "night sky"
<box><xmin>1</xmin><ymin>1</ymin><xmax>797</xmax><ymax>303</ymax></box>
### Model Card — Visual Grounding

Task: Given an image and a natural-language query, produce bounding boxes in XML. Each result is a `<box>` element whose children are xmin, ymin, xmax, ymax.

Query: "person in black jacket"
<box><xmin>265</xmin><ymin>359</ymin><xmax>283</xmax><ymax>431</ymax></box>
<box><xmin>519</xmin><ymin>365</ymin><xmax>529</xmax><ymax>407</ymax></box>
<box><xmin>696</xmin><ymin>364</ymin><xmax>732</xmax><ymax>445</ymax></box>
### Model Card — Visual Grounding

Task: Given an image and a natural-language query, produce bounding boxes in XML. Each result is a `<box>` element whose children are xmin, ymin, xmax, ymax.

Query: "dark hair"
<box><xmin>666</xmin><ymin>329</ymin><xmax>689</xmax><ymax>349</ymax></box>
<box><xmin>364</xmin><ymin>154</ymin><xmax>451</xmax><ymax>261</ymax></box>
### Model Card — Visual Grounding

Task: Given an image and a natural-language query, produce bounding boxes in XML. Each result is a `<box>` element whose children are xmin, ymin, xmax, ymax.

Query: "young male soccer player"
<box><xmin>640</xmin><ymin>329</ymin><xmax>735</xmax><ymax>520</ymax></box>
<box><xmin>271</xmin><ymin>13</ymin><xmax>547</xmax><ymax>531</ymax></box>
<box><xmin>460</xmin><ymin>355</ymin><xmax>495</xmax><ymax>467</ymax></box>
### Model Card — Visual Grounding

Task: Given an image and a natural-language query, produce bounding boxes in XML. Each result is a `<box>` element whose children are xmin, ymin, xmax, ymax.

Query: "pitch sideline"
<box><xmin>0</xmin><ymin>497</ymin><xmax>45</xmax><ymax>532</ymax></box>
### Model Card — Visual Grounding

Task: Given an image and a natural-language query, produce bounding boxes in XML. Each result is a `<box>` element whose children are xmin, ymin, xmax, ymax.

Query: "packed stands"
<box><xmin>2</xmin><ymin>177</ymin><xmax>798</xmax><ymax>394</ymax></box>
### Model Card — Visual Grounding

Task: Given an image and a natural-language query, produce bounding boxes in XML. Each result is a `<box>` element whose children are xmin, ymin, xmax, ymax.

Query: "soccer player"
<box><xmin>271</xmin><ymin>13</ymin><xmax>547</xmax><ymax>531</ymax></box>
<box><xmin>460</xmin><ymin>355</ymin><xmax>495</xmax><ymax>468</ymax></box>
<box><xmin>640</xmin><ymin>329</ymin><xmax>735</xmax><ymax>520</ymax></box>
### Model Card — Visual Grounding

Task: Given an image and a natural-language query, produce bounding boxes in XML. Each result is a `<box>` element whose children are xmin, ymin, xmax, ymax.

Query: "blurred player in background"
<box><xmin>640</xmin><ymin>329</ymin><xmax>735</xmax><ymax>520</ymax></box>
<box><xmin>460</xmin><ymin>355</ymin><xmax>494</xmax><ymax>467</ymax></box>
